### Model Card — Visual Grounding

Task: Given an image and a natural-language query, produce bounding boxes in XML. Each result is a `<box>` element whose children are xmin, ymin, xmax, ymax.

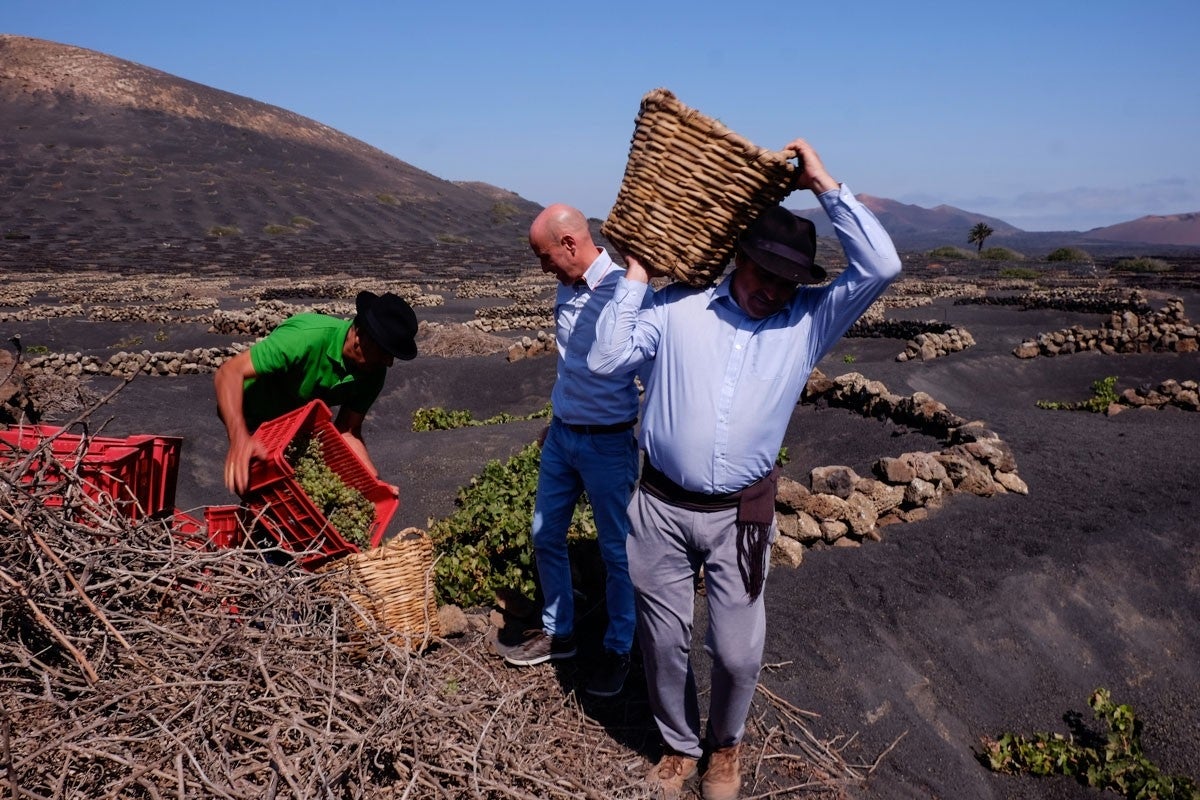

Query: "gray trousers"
<box><xmin>627</xmin><ymin>487</ymin><xmax>771</xmax><ymax>758</ymax></box>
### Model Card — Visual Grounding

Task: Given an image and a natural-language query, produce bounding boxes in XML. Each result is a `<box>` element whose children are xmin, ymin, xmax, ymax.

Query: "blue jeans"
<box><xmin>531</xmin><ymin>418</ymin><xmax>638</xmax><ymax>654</ymax></box>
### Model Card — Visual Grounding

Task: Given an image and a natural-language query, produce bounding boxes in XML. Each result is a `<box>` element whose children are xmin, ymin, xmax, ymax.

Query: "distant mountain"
<box><xmin>792</xmin><ymin>195</ymin><xmax>1200</xmax><ymax>253</ymax></box>
<box><xmin>1082</xmin><ymin>212</ymin><xmax>1200</xmax><ymax>247</ymax></box>
<box><xmin>0</xmin><ymin>35</ymin><xmax>542</xmax><ymax>250</ymax></box>
<box><xmin>3</xmin><ymin>34</ymin><xmax>1196</xmax><ymax>269</ymax></box>
<box><xmin>793</xmin><ymin>195</ymin><xmax>1016</xmax><ymax>248</ymax></box>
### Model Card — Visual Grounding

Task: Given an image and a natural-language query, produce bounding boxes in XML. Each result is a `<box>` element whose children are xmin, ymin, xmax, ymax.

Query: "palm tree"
<box><xmin>968</xmin><ymin>223</ymin><xmax>994</xmax><ymax>253</ymax></box>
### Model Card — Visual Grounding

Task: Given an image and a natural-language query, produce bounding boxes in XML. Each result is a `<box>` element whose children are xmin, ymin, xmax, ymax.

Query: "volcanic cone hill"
<box><xmin>0</xmin><ymin>34</ymin><xmax>541</xmax><ymax>271</ymax></box>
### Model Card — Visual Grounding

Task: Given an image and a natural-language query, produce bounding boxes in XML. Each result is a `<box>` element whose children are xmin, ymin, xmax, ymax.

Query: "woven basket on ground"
<box><xmin>318</xmin><ymin>527</ymin><xmax>440</xmax><ymax>651</ymax></box>
<box><xmin>602</xmin><ymin>88</ymin><xmax>798</xmax><ymax>288</ymax></box>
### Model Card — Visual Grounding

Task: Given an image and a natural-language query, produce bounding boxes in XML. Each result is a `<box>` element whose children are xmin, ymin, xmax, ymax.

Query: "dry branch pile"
<box><xmin>1</xmin><ymin>410</ymin><xmax>879</xmax><ymax>799</ymax></box>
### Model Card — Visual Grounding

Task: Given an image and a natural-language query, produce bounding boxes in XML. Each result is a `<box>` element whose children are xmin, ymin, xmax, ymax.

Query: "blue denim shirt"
<box><xmin>550</xmin><ymin>248</ymin><xmax>646</xmax><ymax>426</ymax></box>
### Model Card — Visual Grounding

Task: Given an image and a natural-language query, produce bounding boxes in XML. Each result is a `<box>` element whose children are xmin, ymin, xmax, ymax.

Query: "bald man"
<box><xmin>502</xmin><ymin>204</ymin><xmax>648</xmax><ymax>698</ymax></box>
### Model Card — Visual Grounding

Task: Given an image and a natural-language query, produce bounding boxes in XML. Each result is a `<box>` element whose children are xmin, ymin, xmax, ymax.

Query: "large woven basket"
<box><xmin>318</xmin><ymin>527</ymin><xmax>440</xmax><ymax>651</ymax></box>
<box><xmin>602</xmin><ymin>88</ymin><xmax>798</xmax><ymax>287</ymax></box>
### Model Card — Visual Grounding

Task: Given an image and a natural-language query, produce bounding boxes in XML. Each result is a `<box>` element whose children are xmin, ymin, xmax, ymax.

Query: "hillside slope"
<box><xmin>0</xmin><ymin>34</ymin><xmax>540</xmax><ymax>254</ymax></box>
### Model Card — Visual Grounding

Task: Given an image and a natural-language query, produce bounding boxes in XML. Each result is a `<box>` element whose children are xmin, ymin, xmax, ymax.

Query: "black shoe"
<box><xmin>502</xmin><ymin>629</ymin><xmax>577</xmax><ymax>666</ymax></box>
<box><xmin>586</xmin><ymin>649</ymin><xmax>630</xmax><ymax>697</ymax></box>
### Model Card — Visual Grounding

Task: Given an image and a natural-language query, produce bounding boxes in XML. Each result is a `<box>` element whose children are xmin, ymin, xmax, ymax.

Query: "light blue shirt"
<box><xmin>550</xmin><ymin>248</ymin><xmax>646</xmax><ymax>425</ymax></box>
<box><xmin>588</xmin><ymin>184</ymin><xmax>902</xmax><ymax>493</ymax></box>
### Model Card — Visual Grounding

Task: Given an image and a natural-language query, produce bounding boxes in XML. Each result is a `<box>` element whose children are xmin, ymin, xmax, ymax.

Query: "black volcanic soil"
<box><xmin>6</xmin><ymin>256</ymin><xmax>1198</xmax><ymax>799</ymax></box>
<box><xmin>3</xmin><ymin>34</ymin><xmax>1199</xmax><ymax>798</ymax></box>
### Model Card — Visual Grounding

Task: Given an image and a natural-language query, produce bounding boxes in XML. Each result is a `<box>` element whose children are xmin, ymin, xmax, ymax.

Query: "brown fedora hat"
<box><xmin>737</xmin><ymin>206</ymin><xmax>826</xmax><ymax>284</ymax></box>
<box><xmin>355</xmin><ymin>290</ymin><xmax>418</xmax><ymax>361</ymax></box>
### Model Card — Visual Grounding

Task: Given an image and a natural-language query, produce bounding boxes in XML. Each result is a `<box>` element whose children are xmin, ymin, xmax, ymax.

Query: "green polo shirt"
<box><xmin>243</xmin><ymin>313</ymin><xmax>386</xmax><ymax>430</ymax></box>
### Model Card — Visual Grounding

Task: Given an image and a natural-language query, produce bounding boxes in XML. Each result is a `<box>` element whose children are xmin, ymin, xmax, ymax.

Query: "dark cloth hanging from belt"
<box><xmin>639</xmin><ymin>457</ymin><xmax>779</xmax><ymax>601</ymax></box>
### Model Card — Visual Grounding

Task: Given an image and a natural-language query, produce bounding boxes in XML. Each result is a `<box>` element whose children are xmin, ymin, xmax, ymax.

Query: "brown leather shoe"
<box><xmin>700</xmin><ymin>743</ymin><xmax>742</xmax><ymax>800</ymax></box>
<box><xmin>647</xmin><ymin>752</ymin><xmax>699</xmax><ymax>798</ymax></box>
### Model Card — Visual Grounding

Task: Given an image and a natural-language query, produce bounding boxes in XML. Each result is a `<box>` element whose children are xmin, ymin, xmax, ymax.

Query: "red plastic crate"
<box><xmin>172</xmin><ymin>509</ymin><xmax>206</xmax><ymax>550</ymax></box>
<box><xmin>205</xmin><ymin>505</ymin><xmax>246</xmax><ymax>549</ymax></box>
<box><xmin>173</xmin><ymin>506</ymin><xmax>247</xmax><ymax>551</ymax></box>
<box><xmin>125</xmin><ymin>434</ymin><xmax>183</xmax><ymax>516</ymax></box>
<box><xmin>0</xmin><ymin>424</ymin><xmax>182</xmax><ymax>521</ymax></box>
<box><xmin>243</xmin><ymin>400</ymin><xmax>398</xmax><ymax>569</ymax></box>
<box><xmin>0</xmin><ymin>425</ymin><xmax>146</xmax><ymax>519</ymax></box>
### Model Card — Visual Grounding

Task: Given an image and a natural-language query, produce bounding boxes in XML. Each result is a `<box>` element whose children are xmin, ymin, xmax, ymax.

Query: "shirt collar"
<box><xmin>709</xmin><ymin>274</ymin><xmax>736</xmax><ymax>309</ymax></box>
<box><xmin>575</xmin><ymin>248</ymin><xmax>614</xmax><ymax>290</ymax></box>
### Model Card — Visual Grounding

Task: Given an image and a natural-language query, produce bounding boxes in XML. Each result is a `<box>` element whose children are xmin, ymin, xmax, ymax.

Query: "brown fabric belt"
<box><xmin>639</xmin><ymin>457</ymin><xmax>742</xmax><ymax>510</ymax></box>
<box><xmin>639</xmin><ymin>455</ymin><xmax>779</xmax><ymax>601</ymax></box>
<box><xmin>555</xmin><ymin>417</ymin><xmax>636</xmax><ymax>435</ymax></box>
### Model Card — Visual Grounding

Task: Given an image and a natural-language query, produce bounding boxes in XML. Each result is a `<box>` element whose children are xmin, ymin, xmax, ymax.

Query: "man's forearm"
<box><xmin>588</xmin><ymin>278</ymin><xmax>648</xmax><ymax>375</ymax></box>
<box><xmin>341</xmin><ymin>431</ymin><xmax>380</xmax><ymax>478</ymax></box>
<box><xmin>214</xmin><ymin>362</ymin><xmax>250</xmax><ymax>442</ymax></box>
<box><xmin>823</xmin><ymin>186</ymin><xmax>901</xmax><ymax>283</ymax></box>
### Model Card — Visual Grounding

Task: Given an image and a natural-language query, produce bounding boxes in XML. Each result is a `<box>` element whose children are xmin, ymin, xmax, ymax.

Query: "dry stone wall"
<box><xmin>896</xmin><ymin>327</ymin><xmax>976</xmax><ymax>362</ymax></box>
<box><xmin>454</xmin><ymin>279</ymin><xmax>550</xmax><ymax>302</ymax></box>
<box><xmin>1111</xmin><ymin>379</ymin><xmax>1199</xmax><ymax>414</ymax></box>
<box><xmin>25</xmin><ymin>345</ymin><xmax>245</xmax><ymax>378</ymax></box>
<box><xmin>848</xmin><ymin>318</ymin><xmax>977</xmax><ymax>362</ymax></box>
<box><xmin>770</xmin><ymin>370</ymin><xmax>1026</xmax><ymax>567</ymax></box>
<box><xmin>505</xmin><ymin>331</ymin><xmax>555</xmax><ymax>362</ymax></box>
<box><xmin>888</xmin><ymin>280</ymin><xmax>985</xmax><ymax>302</ymax></box>
<box><xmin>1013</xmin><ymin>297</ymin><xmax>1197</xmax><ymax>358</ymax></box>
<box><xmin>466</xmin><ymin>302</ymin><xmax>553</xmax><ymax>333</ymax></box>
<box><xmin>958</xmin><ymin>287</ymin><xmax>1149</xmax><ymax>314</ymax></box>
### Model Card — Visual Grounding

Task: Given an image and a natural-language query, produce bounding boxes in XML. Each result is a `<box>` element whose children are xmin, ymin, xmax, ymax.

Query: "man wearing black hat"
<box><xmin>588</xmin><ymin>139</ymin><xmax>901</xmax><ymax>800</ymax></box>
<box><xmin>215</xmin><ymin>290</ymin><xmax>418</xmax><ymax>496</ymax></box>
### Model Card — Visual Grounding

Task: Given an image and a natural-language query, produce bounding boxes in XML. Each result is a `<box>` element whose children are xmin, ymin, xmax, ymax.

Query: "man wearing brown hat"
<box><xmin>215</xmin><ymin>290</ymin><xmax>418</xmax><ymax>496</ymax></box>
<box><xmin>589</xmin><ymin>139</ymin><xmax>901</xmax><ymax>799</ymax></box>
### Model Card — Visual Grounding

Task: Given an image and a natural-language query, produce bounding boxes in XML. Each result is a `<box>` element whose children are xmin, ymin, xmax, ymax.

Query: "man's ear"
<box><xmin>561</xmin><ymin>234</ymin><xmax>577</xmax><ymax>256</ymax></box>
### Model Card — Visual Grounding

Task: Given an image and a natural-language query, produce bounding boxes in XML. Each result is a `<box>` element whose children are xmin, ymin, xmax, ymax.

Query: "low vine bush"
<box><xmin>982</xmin><ymin>247</ymin><xmax>1025</xmax><ymax>261</ymax></box>
<box><xmin>1113</xmin><ymin>257</ymin><xmax>1172</xmax><ymax>274</ymax></box>
<box><xmin>981</xmin><ymin>688</ymin><xmax>1199</xmax><ymax>799</ymax></box>
<box><xmin>999</xmin><ymin>267</ymin><xmax>1040</xmax><ymax>280</ymax></box>
<box><xmin>412</xmin><ymin>403</ymin><xmax>552</xmax><ymax>431</ymax></box>
<box><xmin>1047</xmin><ymin>247</ymin><xmax>1092</xmax><ymax>262</ymax></box>
<box><xmin>429</xmin><ymin>441</ymin><xmax>595</xmax><ymax>608</ymax></box>
<box><xmin>928</xmin><ymin>245</ymin><xmax>976</xmax><ymax>260</ymax></box>
<box><xmin>1037</xmin><ymin>376</ymin><xmax>1119</xmax><ymax>413</ymax></box>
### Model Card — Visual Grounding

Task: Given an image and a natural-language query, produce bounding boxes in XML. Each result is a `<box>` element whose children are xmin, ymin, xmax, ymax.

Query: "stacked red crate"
<box><xmin>0</xmin><ymin>423</ymin><xmax>181</xmax><ymax>521</ymax></box>
<box><xmin>173</xmin><ymin>505</ymin><xmax>247</xmax><ymax>551</ymax></box>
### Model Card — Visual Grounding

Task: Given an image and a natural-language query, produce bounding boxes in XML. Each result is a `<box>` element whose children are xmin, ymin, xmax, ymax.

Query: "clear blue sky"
<box><xmin>6</xmin><ymin>0</ymin><xmax>1199</xmax><ymax>231</ymax></box>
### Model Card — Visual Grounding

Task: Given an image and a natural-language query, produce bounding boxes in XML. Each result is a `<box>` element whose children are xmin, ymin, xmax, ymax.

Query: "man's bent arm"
<box><xmin>588</xmin><ymin>255</ymin><xmax>654</xmax><ymax>376</ymax></box>
<box><xmin>334</xmin><ymin>408</ymin><xmax>398</xmax><ymax>497</ymax></box>
<box><xmin>214</xmin><ymin>351</ymin><xmax>266</xmax><ymax>494</ymax></box>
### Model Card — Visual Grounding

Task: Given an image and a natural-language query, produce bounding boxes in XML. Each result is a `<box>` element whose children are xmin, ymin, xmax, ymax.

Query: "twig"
<box><xmin>0</xmin><ymin>565</ymin><xmax>98</xmax><ymax>685</ymax></box>
<box><xmin>0</xmin><ymin>506</ymin><xmax>133</xmax><ymax>651</ymax></box>
<box><xmin>865</xmin><ymin>730</ymin><xmax>908</xmax><ymax>776</ymax></box>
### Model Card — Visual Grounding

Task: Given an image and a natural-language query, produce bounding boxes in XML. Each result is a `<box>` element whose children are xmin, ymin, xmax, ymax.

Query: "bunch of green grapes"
<box><xmin>286</xmin><ymin>436</ymin><xmax>375</xmax><ymax>547</ymax></box>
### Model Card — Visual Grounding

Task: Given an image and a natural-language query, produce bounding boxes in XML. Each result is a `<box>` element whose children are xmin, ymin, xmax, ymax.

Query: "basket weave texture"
<box><xmin>318</xmin><ymin>527</ymin><xmax>440</xmax><ymax>651</ymax></box>
<box><xmin>602</xmin><ymin>88</ymin><xmax>798</xmax><ymax>287</ymax></box>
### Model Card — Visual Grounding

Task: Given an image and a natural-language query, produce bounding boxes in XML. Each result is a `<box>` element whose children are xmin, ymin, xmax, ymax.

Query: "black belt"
<box><xmin>555</xmin><ymin>417</ymin><xmax>636</xmax><ymax>435</ymax></box>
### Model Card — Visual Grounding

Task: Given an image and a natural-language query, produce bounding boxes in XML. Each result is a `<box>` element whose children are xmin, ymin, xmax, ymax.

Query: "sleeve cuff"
<box><xmin>818</xmin><ymin>183</ymin><xmax>861</xmax><ymax>218</ymax></box>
